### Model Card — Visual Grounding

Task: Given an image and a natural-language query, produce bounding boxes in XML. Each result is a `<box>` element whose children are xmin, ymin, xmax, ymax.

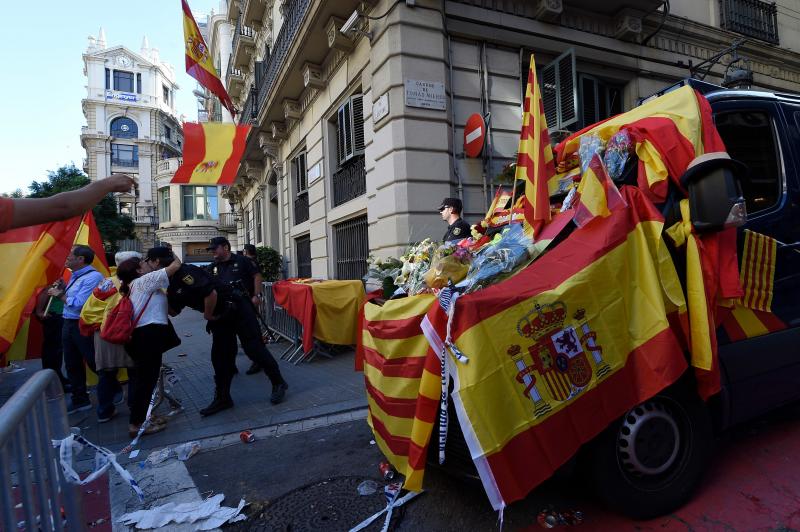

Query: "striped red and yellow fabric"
<box><xmin>74</xmin><ymin>211</ymin><xmax>110</xmax><ymax>278</ymax></box>
<box><xmin>172</xmin><ymin>122</ymin><xmax>251</xmax><ymax>185</ymax></box>
<box><xmin>0</xmin><ymin>216</ymin><xmax>83</xmax><ymax>363</ymax></box>
<box><xmin>573</xmin><ymin>154</ymin><xmax>626</xmax><ymax>227</ymax></box>
<box><xmin>183</xmin><ymin>0</ymin><xmax>234</xmax><ymax>115</ymax></box>
<box><xmin>360</xmin><ymin>294</ymin><xmax>440</xmax><ymax>490</ymax></box>
<box><xmin>719</xmin><ymin>302</ymin><xmax>786</xmax><ymax>342</ymax></box>
<box><xmin>739</xmin><ymin>230</ymin><xmax>777</xmax><ymax>312</ymax></box>
<box><xmin>515</xmin><ymin>55</ymin><xmax>557</xmax><ymax>238</ymax></box>
<box><xmin>423</xmin><ymin>186</ymin><xmax>688</xmax><ymax>510</ymax></box>
<box><xmin>556</xmin><ymin>86</ymin><xmax>726</xmax><ymax>203</ymax></box>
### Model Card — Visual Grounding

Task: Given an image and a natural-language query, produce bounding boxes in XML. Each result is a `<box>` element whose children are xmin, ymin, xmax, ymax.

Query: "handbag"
<box><xmin>163</xmin><ymin>319</ymin><xmax>182</xmax><ymax>352</ymax></box>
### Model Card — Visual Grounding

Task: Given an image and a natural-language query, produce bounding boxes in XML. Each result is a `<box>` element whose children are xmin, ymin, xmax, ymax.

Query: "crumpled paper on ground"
<box><xmin>118</xmin><ymin>494</ymin><xmax>246</xmax><ymax>530</ymax></box>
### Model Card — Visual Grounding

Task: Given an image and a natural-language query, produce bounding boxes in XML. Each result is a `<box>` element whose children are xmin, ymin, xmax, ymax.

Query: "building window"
<box><xmin>136</xmin><ymin>73</ymin><xmax>142</xmax><ymax>94</ymax></box>
<box><xmin>292</xmin><ymin>152</ymin><xmax>309</xmax><ymax>225</ymax></box>
<box><xmin>113</xmin><ymin>70</ymin><xmax>134</xmax><ymax>92</ymax></box>
<box><xmin>295</xmin><ymin>235</ymin><xmax>311</xmax><ymax>278</ymax></box>
<box><xmin>163</xmin><ymin>85</ymin><xmax>170</xmax><ymax>104</ymax></box>
<box><xmin>245</xmin><ymin>208</ymin><xmax>251</xmax><ymax>243</ymax></box>
<box><xmin>334</xmin><ymin>215</ymin><xmax>369</xmax><ymax>280</ymax></box>
<box><xmin>105</xmin><ymin>68</ymin><xmax>110</xmax><ymax>90</ymax></box>
<box><xmin>164</xmin><ymin>126</ymin><xmax>172</xmax><ymax>140</ymax></box>
<box><xmin>336</xmin><ymin>95</ymin><xmax>365</xmax><ymax>165</ymax></box>
<box><xmin>159</xmin><ymin>187</ymin><xmax>170</xmax><ymax>223</ymax></box>
<box><xmin>720</xmin><ymin>0</ymin><xmax>779</xmax><ymax>44</ymax></box>
<box><xmin>716</xmin><ymin>109</ymin><xmax>782</xmax><ymax>214</ymax></box>
<box><xmin>526</xmin><ymin>49</ymin><xmax>578</xmax><ymax>133</ymax></box>
<box><xmin>254</xmin><ymin>198</ymin><xmax>263</xmax><ymax>243</ymax></box>
<box><xmin>111</xmin><ymin>143</ymin><xmax>138</xmax><ymax>167</ymax></box>
<box><xmin>181</xmin><ymin>186</ymin><xmax>219</xmax><ymax>220</ymax></box>
<box><xmin>578</xmin><ymin>74</ymin><xmax>623</xmax><ymax>129</ymax></box>
<box><xmin>110</xmin><ymin>117</ymin><xmax>138</xmax><ymax>139</ymax></box>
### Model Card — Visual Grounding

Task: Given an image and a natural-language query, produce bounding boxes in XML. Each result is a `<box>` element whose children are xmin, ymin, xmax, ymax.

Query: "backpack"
<box><xmin>100</xmin><ymin>292</ymin><xmax>153</xmax><ymax>345</ymax></box>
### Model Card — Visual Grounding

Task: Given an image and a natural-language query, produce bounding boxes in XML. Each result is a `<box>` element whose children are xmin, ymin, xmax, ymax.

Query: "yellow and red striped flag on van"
<box><xmin>739</xmin><ymin>230</ymin><xmax>777</xmax><ymax>312</ymax></box>
<box><xmin>172</xmin><ymin>122</ymin><xmax>251</xmax><ymax>185</ymax></box>
<box><xmin>572</xmin><ymin>154</ymin><xmax>627</xmax><ymax>227</ymax></box>
<box><xmin>182</xmin><ymin>0</ymin><xmax>235</xmax><ymax>115</ymax></box>
<box><xmin>359</xmin><ymin>294</ymin><xmax>440</xmax><ymax>490</ymax></box>
<box><xmin>515</xmin><ymin>55</ymin><xmax>557</xmax><ymax>238</ymax></box>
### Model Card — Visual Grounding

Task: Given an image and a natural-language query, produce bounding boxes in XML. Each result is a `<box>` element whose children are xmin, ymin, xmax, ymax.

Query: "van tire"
<box><xmin>589</xmin><ymin>389</ymin><xmax>713</xmax><ymax>519</ymax></box>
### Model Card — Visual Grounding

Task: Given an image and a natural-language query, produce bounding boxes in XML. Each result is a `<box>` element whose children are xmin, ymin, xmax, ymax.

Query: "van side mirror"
<box><xmin>680</xmin><ymin>154</ymin><xmax>747</xmax><ymax>233</ymax></box>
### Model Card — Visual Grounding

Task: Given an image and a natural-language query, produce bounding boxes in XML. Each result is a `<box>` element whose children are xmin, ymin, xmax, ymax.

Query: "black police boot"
<box><xmin>246</xmin><ymin>362</ymin><xmax>262</xmax><ymax>375</ymax></box>
<box><xmin>200</xmin><ymin>379</ymin><xmax>233</xmax><ymax>416</ymax></box>
<box><xmin>270</xmin><ymin>381</ymin><xmax>288</xmax><ymax>405</ymax></box>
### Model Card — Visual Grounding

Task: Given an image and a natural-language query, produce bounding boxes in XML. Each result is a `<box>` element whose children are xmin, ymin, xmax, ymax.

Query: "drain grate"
<box><xmin>229</xmin><ymin>476</ymin><xmax>389</xmax><ymax>531</ymax></box>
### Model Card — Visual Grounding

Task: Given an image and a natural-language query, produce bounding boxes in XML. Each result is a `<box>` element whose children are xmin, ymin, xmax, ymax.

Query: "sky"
<box><xmin>0</xmin><ymin>0</ymin><xmax>221</xmax><ymax>195</ymax></box>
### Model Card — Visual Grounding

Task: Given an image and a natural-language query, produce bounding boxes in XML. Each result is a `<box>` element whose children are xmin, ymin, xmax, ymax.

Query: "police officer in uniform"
<box><xmin>438</xmin><ymin>197</ymin><xmax>471</xmax><ymax>242</ymax></box>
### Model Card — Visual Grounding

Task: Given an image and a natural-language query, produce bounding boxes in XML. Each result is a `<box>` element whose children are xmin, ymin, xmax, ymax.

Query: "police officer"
<box><xmin>438</xmin><ymin>197</ymin><xmax>471</xmax><ymax>241</ymax></box>
<box><xmin>241</xmin><ymin>244</ymin><xmax>264</xmax><ymax>375</ymax></box>
<box><xmin>205</xmin><ymin>238</ymin><xmax>288</xmax><ymax>408</ymax></box>
<box><xmin>162</xmin><ymin>249</ymin><xmax>288</xmax><ymax>417</ymax></box>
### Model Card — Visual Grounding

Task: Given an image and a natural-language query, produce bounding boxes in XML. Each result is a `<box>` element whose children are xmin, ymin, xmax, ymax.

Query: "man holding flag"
<box><xmin>48</xmin><ymin>246</ymin><xmax>122</xmax><ymax>418</ymax></box>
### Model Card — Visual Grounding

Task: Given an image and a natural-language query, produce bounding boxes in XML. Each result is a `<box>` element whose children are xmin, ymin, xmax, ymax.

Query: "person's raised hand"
<box><xmin>104</xmin><ymin>174</ymin><xmax>136</xmax><ymax>193</ymax></box>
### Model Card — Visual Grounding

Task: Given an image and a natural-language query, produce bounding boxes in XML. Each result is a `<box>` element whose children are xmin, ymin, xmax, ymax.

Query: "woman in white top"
<box><xmin>116</xmin><ymin>250</ymin><xmax>181</xmax><ymax>437</ymax></box>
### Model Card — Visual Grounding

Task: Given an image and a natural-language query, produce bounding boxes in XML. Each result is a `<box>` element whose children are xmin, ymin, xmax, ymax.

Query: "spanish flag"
<box><xmin>73</xmin><ymin>211</ymin><xmax>110</xmax><ymax>278</ymax></box>
<box><xmin>515</xmin><ymin>55</ymin><xmax>557</xmax><ymax>238</ymax></box>
<box><xmin>0</xmin><ymin>216</ymin><xmax>83</xmax><ymax>363</ymax></box>
<box><xmin>572</xmin><ymin>154</ymin><xmax>626</xmax><ymax>227</ymax></box>
<box><xmin>172</xmin><ymin>122</ymin><xmax>251</xmax><ymax>185</ymax></box>
<box><xmin>182</xmin><ymin>0</ymin><xmax>235</xmax><ymax>116</ymax></box>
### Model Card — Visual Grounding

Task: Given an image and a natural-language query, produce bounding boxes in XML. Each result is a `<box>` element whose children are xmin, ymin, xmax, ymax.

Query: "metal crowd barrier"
<box><xmin>261</xmin><ymin>281</ymin><xmax>308</xmax><ymax>364</ymax></box>
<box><xmin>0</xmin><ymin>369</ymin><xmax>83</xmax><ymax>531</ymax></box>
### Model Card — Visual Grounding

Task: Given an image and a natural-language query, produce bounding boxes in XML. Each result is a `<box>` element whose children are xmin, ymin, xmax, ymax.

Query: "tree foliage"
<box><xmin>255</xmin><ymin>246</ymin><xmax>283</xmax><ymax>281</ymax></box>
<box><xmin>27</xmin><ymin>164</ymin><xmax>135</xmax><ymax>251</ymax></box>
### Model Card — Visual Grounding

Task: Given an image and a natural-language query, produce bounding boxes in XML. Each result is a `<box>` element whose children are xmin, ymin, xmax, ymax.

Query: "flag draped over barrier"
<box><xmin>0</xmin><ymin>216</ymin><xmax>84</xmax><ymax>362</ymax></box>
<box><xmin>172</xmin><ymin>122</ymin><xmax>250</xmax><ymax>185</ymax></box>
<box><xmin>182</xmin><ymin>0</ymin><xmax>235</xmax><ymax>115</ymax></box>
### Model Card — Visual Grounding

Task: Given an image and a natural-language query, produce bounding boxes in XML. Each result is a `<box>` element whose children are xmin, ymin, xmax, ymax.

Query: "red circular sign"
<box><xmin>463</xmin><ymin>113</ymin><xmax>486</xmax><ymax>158</ymax></box>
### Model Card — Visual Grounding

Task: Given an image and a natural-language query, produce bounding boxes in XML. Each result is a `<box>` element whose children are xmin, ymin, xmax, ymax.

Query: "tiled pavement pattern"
<box><xmin>1</xmin><ymin>310</ymin><xmax>367</xmax><ymax>454</ymax></box>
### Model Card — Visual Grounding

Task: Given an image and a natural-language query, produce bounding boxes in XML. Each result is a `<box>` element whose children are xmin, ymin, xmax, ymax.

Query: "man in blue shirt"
<box><xmin>48</xmin><ymin>245</ymin><xmax>121</xmax><ymax>418</ymax></box>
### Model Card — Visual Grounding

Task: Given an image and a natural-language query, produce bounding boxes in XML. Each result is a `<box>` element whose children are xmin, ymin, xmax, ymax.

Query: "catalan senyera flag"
<box><xmin>172</xmin><ymin>122</ymin><xmax>251</xmax><ymax>185</ymax></box>
<box><xmin>417</xmin><ymin>186</ymin><xmax>688</xmax><ymax>509</ymax></box>
<box><xmin>556</xmin><ymin>85</ymin><xmax>725</xmax><ymax>203</ymax></box>
<box><xmin>359</xmin><ymin>294</ymin><xmax>440</xmax><ymax>490</ymax></box>
<box><xmin>515</xmin><ymin>55</ymin><xmax>557</xmax><ymax>238</ymax></box>
<box><xmin>573</xmin><ymin>154</ymin><xmax>626</xmax><ymax>227</ymax></box>
<box><xmin>182</xmin><ymin>0</ymin><xmax>235</xmax><ymax>115</ymax></box>
<box><xmin>739</xmin><ymin>230</ymin><xmax>777</xmax><ymax>312</ymax></box>
<box><xmin>0</xmin><ymin>216</ymin><xmax>83</xmax><ymax>363</ymax></box>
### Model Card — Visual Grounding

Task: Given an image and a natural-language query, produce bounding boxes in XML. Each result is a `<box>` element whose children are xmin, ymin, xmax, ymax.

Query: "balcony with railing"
<box><xmin>111</xmin><ymin>157</ymin><xmax>138</xmax><ymax>168</ymax></box>
<box><xmin>232</xmin><ymin>16</ymin><xmax>256</xmax><ymax>68</ymax></box>
<box><xmin>226</xmin><ymin>54</ymin><xmax>245</xmax><ymax>97</ymax></box>
<box><xmin>218</xmin><ymin>212</ymin><xmax>237</xmax><ymax>230</ymax></box>
<box><xmin>241</xmin><ymin>0</ymin><xmax>263</xmax><ymax>27</ymax></box>
<box><xmin>256</xmin><ymin>0</ymin><xmax>311</xmax><ymax>117</ymax></box>
<box><xmin>720</xmin><ymin>0</ymin><xmax>779</xmax><ymax>44</ymax></box>
<box><xmin>294</xmin><ymin>193</ymin><xmax>309</xmax><ymax>225</ymax></box>
<box><xmin>239</xmin><ymin>86</ymin><xmax>258</xmax><ymax>125</ymax></box>
<box><xmin>332</xmin><ymin>156</ymin><xmax>366</xmax><ymax>207</ymax></box>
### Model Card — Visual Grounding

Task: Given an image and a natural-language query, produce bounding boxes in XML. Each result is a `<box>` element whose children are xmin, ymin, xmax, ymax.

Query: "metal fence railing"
<box><xmin>720</xmin><ymin>0</ymin><xmax>779</xmax><ymax>44</ymax></box>
<box><xmin>0</xmin><ymin>369</ymin><xmax>83</xmax><ymax>530</ymax></box>
<box><xmin>261</xmin><ymin>281</ymin><xmax>305</xmax><ymax>363</ymax></box>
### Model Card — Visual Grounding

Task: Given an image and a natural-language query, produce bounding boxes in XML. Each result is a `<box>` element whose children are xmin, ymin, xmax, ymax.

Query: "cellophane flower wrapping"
<box><xmin>463</xmin><ymin>224</ymin><xmax>532</xmax><ymax>293</ymax></box>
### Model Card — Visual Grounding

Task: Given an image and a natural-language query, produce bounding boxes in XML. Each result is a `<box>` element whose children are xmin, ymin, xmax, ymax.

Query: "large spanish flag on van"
<box><xmin>422</xmin><ymin>186</ymin><xmax>689</xmax><ymax>509</ymax></box>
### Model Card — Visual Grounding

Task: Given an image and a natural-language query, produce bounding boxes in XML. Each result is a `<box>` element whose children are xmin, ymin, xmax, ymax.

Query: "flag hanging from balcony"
<box><xmin>515</xmin><ymin>54</ymin><xmax>558</xmax><ymax>239</ymax></box>
<box><xmin>172</xmin><ymin>122</ymin><xmax>251</xmax><ymax>185</ymax></box>
<box><xmin>182</xmin><ymin>0</ymin><xmax>235</xmax><ymax>116</ymax></box>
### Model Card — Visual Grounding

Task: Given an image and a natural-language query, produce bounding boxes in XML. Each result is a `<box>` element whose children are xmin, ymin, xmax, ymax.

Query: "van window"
<box><xmin>714</xmin><ymin>110</ymin><xmax>781</xmax><ymax>214</ymax></box>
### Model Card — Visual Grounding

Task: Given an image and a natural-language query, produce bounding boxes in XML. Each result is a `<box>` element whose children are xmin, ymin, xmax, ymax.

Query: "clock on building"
<box><xmin>116</xmin><ymin>55</ymin><xmax>132</xmax><ymax>68</ymax></box>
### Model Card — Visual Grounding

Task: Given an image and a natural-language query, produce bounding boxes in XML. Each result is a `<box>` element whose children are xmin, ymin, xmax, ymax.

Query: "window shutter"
<box><xmin>541</xmin><ymin>49</ymin><xmax>577</xmax><ymax>131</ymax></box>
<box><xmin>580</xmin><ymin>74</ymin><xmax>599</xmax><ymax>127</ymax></box>
<box><xmin>351</xmin><ymin>94</ymin><xmax>365</xmax><ymax>155</ymax></box>
<box><xmin>337</xmin><ymin>104</ymin><xmax>346</xmax><ymax>164</ymax></box>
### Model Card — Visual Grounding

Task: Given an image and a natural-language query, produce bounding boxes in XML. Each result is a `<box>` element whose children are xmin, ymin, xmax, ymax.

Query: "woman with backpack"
<box><xmin>116</xmin><ymin>249</ymin><xmax>182</xmax><ymax>438</ymax></box>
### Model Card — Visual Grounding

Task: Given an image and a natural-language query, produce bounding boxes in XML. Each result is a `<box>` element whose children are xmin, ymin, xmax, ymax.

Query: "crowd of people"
<box><xmin>36</xmin><ymin>239</ymin><xmax>288</xmax><ymax>439</ymax></box>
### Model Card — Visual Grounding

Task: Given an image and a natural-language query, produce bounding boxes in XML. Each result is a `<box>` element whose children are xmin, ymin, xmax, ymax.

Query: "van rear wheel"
<box><xmin>589</xmin><ymin>391</ymin><xmax>713</xmax><ymax>519</ymax></box>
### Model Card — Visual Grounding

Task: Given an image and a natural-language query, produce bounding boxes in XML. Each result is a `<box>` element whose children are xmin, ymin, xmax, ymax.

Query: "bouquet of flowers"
<box><xmin>394</xmin><ymin>238</ymin><xmax>438</xmax><ymax>295</ymax></box>
<box><xmin>424</xmin><ymin>243</ymin><xmax>473</xmax><ymax>289</ymax></box>
<box><xmin>462</xmin><ymin>223</ymin><xmax>533</xmax><ymax>293</ymax></box>
<box><xmin>363</xmin><ymin>255</ymin><xmax>403</xmax><ymax>298</ymax></box>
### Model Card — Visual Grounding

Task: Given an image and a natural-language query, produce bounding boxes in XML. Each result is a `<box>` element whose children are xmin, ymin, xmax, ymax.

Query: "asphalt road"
<box><xmin>184</xmin><ymin>402</ymin><xmax>800</xmax><ymax>531</ymax></box>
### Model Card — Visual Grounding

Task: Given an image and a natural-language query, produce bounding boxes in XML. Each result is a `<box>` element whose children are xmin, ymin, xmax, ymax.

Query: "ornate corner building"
<box><xmin>80</xmin><ymin>27</ymin><xmax>235</xmax><ymax>261</ymax></box>
<box><xmin>202</xmin><ymin>0</ymin><xmax>800</xmax><ymax>280</ymax></box>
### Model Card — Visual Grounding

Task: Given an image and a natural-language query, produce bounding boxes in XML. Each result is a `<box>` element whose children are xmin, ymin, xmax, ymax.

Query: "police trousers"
<box><xmin>210</xmin><ymin>294</ymin><xmax>283</xmax><ymax>391</ymax></box>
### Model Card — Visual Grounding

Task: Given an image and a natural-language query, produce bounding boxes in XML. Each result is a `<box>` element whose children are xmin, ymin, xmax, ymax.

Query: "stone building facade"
<box><xmin>210</xmin><ymin>0</ymin><xmax>800</xmax><ymax>279</ymax></box>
